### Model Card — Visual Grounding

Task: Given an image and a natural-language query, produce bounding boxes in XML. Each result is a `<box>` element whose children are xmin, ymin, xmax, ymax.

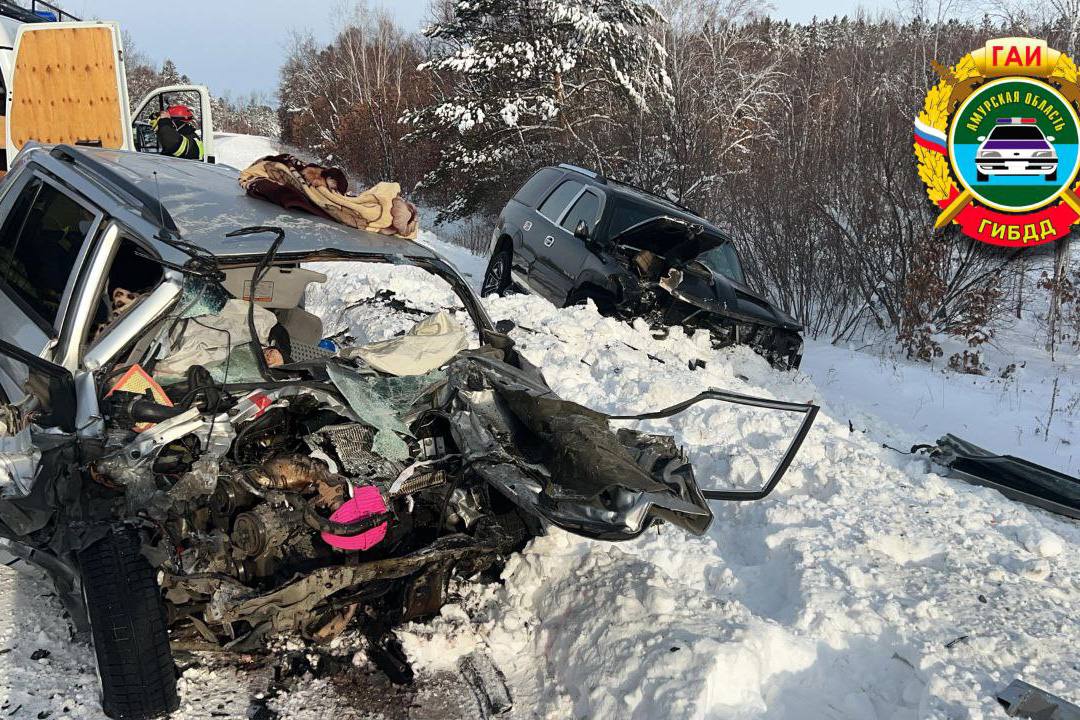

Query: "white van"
<box><xmin>0</xmin><ymin>0</ymin><xmax>215</xmax><ymax>170</ymax></box>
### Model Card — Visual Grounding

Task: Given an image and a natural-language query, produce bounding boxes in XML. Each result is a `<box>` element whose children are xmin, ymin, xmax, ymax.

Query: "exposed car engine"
<box><xmin>80</xmin><ymin>293</ymin><xmax>732</xmax><ymax>649</ymax></box>
<box><xmin>622</xmin><ymin>247</ymin><xmax>804</xmax><ymax>370</ymax></box>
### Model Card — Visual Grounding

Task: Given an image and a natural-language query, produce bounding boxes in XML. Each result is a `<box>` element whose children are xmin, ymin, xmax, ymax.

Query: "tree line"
<box><xmin>124</xmin><ymin>36</ymin><xmax>280</xmax><ymax>139</ymax></box>
<box><xmin>270</xmin><ymin>1</ymin><xmax>1080</xmax><ymax>365</ymax></box>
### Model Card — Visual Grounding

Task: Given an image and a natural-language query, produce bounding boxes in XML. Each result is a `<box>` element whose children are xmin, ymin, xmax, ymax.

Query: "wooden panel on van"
<box><xmin>9</xmin><ymin>25</ymin><xmax>125</xmax><ymax>151</ymax></box>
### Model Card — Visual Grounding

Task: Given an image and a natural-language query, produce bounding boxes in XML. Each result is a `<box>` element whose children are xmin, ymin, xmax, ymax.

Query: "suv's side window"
<box><xmin>0</xmin><ymin>176</ymin><xmax>96</xmax><ymax>325</ymax></box>
<box><xmin>537</xmin><ymin>180</ymin><xmax>582</xmax><ymax>222</ymax></box>
<box><xmin>560</xmin><ymin>190</ymin><xmax>601</xmax><ymax>234</ymax></box>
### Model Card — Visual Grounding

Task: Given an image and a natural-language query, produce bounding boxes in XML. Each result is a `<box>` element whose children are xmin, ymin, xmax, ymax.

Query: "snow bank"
<box><xmin>213</xmin><ymin>132</ymin><xmax>283</xmax><ymax>170</ymax></box>
<box><xmin>395</xmin><ymin>283</ymin><xmax>1080</xmax><ymax>719</ymax></box>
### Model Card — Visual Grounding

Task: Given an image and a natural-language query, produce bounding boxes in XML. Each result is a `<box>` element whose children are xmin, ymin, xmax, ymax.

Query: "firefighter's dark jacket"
<box><xmin>151</xmin><ymin>117</ymin><xmax>204</xmax><ymax>160</ymax></box>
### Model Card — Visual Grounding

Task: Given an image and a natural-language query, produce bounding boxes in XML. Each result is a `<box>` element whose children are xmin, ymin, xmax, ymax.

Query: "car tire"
<box><xmin>79</xmin><ymin>529</ymin><xmax>179</xmax><ymax>720</ymax></box>
<box><xmin>566</xmin><ymin>287</ymin><xmax>616</xmax><ymax>316</ymax></box>
<box><xmin>1048</xmin><ymin>169</ymin><xmax>1058</xmax><ymax>182</ymax></box>
<box><xmin>976</xmin><ymin>170</ymin><xmax>988</xmax><ymax>182</ymax></box>
<box><xmin>481</xmin><ymin>250</ymin><xmax>512</xmax><ymax>298</ymax></box>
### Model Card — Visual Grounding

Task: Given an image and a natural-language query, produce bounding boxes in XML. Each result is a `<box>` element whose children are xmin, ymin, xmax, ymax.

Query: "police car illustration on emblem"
<box><xmin>975</xmin><ymin>117</ymin><xmax>1058</xmax><ymax>182</ymax></box>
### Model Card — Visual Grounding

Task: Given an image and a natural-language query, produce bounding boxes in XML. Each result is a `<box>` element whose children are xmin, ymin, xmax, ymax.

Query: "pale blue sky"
<box><xmin>69</xmin><ymin>0</ymin><xmax>898</xmax><ymax>98</ymax></box>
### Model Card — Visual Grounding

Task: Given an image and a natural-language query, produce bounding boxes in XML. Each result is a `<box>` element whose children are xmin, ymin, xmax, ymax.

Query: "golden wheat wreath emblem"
<box><xmin>914</xmin><ymin>38</ymin><xmax>1080</xmax><ymax>246</ymax></box>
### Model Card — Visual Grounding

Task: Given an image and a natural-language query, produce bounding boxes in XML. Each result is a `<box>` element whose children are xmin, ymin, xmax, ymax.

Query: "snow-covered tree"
<box><xmin>404</xmin><ymin>0</ymin><xmax>672</xmax><ymax>220</ymax></box>
<box><xmin>211</xmin><ymin>93</ymin><xmax>281</xmax><ymax>138</ymax></box>
<box><xmin>158</xmin><ymin>59</ymin><xmax>191</xmax><ymax>87</ymax></box>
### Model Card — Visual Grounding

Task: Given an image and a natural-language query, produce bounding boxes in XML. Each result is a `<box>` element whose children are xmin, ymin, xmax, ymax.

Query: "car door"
<box><xmin>549</xmin><ymin>187</ymin><xmax>603</xmax><ymax>304</ymax></box>
<box><xmin>525</xmin><ymin>179</ymin><xmax>582</xmax><ymax>300</ymax></box>
<box><xmin>131</xmin><ymin>85</ymin><xmax>216</xmax><ymax>163</ymax></box>
<box><xmin>0</xmin><ymin>168</ymin><xmax>103</xmax><ymax>402</ymax></box>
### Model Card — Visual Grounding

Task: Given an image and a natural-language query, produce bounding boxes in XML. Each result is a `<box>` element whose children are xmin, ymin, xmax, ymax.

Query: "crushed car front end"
<box><xmin>610</xmin><ymin>216</ymin><xmax>804</xmax><ymax>370</ymax></box>
<box><xmin>0</xmin><ymin>147</ymin><xmax>819</xmax><ymax>717</ymax></box>
<box><xmin>72</xmin><ymin>246</ymin><xmax>727</xmax><ymax>647</ymax></box>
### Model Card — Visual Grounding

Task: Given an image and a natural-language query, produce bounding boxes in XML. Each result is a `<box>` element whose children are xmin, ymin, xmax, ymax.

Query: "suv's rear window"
<box><xmin>0</xmin><ymin>177</ymin><xmax>94</xmax><ymax>323</ymax></box>
<box><xmin>514</xmin><ymin>168</ymin><xmax>561</xmax><ymax>207</ymax></box>
<box><xmin>560</xmin><ymin>190</ymin><xmax>601</xmax><ymax>233</ymax></box>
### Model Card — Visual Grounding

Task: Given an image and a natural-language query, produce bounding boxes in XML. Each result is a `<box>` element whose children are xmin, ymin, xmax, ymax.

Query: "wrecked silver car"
<box><xmin>0</xmin><ymin>146</ymin><xmax>818</xmax><ymax>719</ymax></box>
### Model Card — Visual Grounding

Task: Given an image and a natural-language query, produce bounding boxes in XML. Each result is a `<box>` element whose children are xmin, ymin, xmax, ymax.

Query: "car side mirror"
<box><xmin>574</xmin><ymin>220</ymin><xmax>590</xmax><ymax>241</ymax></box>
<box><xmin>977</xmin><ymin>135</ymin><xmax>986</xmax><ymax>142</ymax></box>
<box><xmin>1047</xmin><ymin>135</ymin><xmax>1056</xmax><ymax>142</ymax></box>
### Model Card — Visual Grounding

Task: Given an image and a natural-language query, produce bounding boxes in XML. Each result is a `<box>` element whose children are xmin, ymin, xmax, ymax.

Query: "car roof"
<box><xmin>26</xmin><ymin>146</ymin><xmax>436</xmax><ymax>265</ymax></box>
<box><xmin>551</xmin><ymin>166</ymin><xmax>726</xmax><ymax>236</ymax></box>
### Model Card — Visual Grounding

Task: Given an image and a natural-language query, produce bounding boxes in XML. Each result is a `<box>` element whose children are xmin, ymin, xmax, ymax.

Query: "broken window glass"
<box><xmin>326</xmin><ymin>362</ymin><xmax>445</xmax><ymax>462</ymax></box>
<box><xmin>177</xmin><ymin>275</ymin><xmax>229</xmax><ymax>319</ymax></box>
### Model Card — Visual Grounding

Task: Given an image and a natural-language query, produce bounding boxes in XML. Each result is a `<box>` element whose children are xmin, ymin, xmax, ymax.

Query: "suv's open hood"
<box><xmin>610</xmin><ymin>216</ymin><xmax>801</xmax><ymax>332</ymax></box>
<box><xmin>611</xmin><ymin>216</ymin><xmax>726</xmax><ymax>262</ymax></box>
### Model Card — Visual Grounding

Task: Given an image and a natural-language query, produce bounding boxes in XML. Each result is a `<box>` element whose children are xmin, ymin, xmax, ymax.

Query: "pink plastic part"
<box><xmin>320</xmin><ymin>485</ymin><xmax>389</xmax><ymax>551</ymax></box>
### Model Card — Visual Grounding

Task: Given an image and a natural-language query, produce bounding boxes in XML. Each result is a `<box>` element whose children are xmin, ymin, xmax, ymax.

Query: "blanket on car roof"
<box><xmin>238</xmin><ymin>154</ymin><xmax>419</xmax><ymax>239</ymax></box>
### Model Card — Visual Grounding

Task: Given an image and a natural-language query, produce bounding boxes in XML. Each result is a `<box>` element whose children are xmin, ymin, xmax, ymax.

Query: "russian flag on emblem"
<box><xmin>913</xmin><ymin>117</ymin><xmax>948</xmax><ymax>154</ymax></box>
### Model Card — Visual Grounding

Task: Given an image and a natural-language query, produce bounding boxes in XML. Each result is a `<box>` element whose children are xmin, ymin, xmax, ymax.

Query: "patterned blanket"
<box><xmin>239</xmin><ymin>154</ymin><xmax>419</xmax><ymax>239</ymax></box>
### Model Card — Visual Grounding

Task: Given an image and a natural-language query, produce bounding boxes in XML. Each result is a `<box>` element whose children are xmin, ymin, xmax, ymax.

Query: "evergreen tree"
<box><xmin>159</xmin><ymin>59</ymin><xmax>191</xmax><ymax>86</ymax></box>
<box><xmin>404</xmin><ymin>0</ymin><xmax>671</xmax><ymax>220</ymax></box>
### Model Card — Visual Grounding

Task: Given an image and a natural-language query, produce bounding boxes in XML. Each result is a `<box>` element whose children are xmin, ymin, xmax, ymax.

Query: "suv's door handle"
<box><xmin>544</xmin><ymin>235</ymin><xmax>555</xmax><ymax>247</ymax></box>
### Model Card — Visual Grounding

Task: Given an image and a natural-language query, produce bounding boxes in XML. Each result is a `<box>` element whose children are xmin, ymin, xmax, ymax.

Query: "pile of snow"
<box><xmin>304</xmin><ymin>251</ymin><xmax>1080</xmax><ymax>717</ymax></box>
<box><xmin>213</xmin><ymin>132</ymin><xmax>286</xmax><ymax>170</ymax></box>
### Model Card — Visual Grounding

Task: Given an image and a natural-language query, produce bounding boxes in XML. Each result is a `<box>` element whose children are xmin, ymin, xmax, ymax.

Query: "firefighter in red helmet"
<box><xmin>150</xmin><ymin>104</ymin><xmax>204</xmax><ymax>161</ymax></box>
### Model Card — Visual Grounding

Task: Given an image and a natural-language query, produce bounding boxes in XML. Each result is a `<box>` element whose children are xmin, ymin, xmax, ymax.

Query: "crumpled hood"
<box><xmin>611</xmin><ymin>216</ymin><xmax>727</xmax><ymax>262</ymax></box>
<box><xmin>430</xmin><ymin>353</ymin><xmax>714</xmax><ymax>540</ymax></box>
<box><xmin>611</xmin><ymin>216</ymin><xmax>800</xmax><ymax>331</ymax></box>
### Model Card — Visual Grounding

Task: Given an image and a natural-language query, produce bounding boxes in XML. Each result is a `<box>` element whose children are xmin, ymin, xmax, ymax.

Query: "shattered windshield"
<box><xmin>695</xmin><ymin>243</ymin><xmax>744</xmax><ymax>283</ymax></box>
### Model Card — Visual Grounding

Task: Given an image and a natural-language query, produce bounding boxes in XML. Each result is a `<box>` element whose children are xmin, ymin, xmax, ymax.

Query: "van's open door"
<box><xmin>131</xmin><ymin>85</ymin><xmax>216</xmax><ymax>163</ymax></box>
<box><xmin>5</xmin><ymin>22</ymin><xmax>131</xmax><ymax>167</ymax></box>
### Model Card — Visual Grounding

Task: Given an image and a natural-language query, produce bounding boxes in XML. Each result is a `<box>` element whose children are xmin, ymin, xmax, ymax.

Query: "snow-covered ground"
<box><xmin>213</xmin><ymin>131</ymin><xmax>286</xmax><ymax>169</ymax></box>
<box><xmin>803</xmin><ymin>339</ymin><xmax>1079</xmax><ymax>478</ymax></box>
<box><xmin>0</xmin><ymin>151</ymin><xmax>1077</xmax><ymax>719</ymax></box>
<box><xmin>404</xmin><ymin>285</ymin><xmax>1079</xmax><ymax>720</ymax></box>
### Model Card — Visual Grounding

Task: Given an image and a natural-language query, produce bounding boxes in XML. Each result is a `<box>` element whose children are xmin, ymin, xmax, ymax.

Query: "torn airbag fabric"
<box><xmin>346</xmin><ymin>311</ymin><xmax>467</xmax><ymax>376</ymax></box>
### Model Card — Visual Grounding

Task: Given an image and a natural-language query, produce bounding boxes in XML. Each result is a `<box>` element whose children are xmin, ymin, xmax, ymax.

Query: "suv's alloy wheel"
<box><xmin>481</xmin><ymin>251</ymin><xmax>511</xmax><ymax>297</ymax></box>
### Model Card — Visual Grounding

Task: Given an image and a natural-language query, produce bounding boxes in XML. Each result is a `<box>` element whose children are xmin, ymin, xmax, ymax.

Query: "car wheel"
<box><xmin>79</xmin><ymin>529</ymin><xmax>179</xmax><ymax>719</ymax></box>
<box><xmin>566</xmin><ymin>288</ymin><xmax>616</xmax><ymax>316</ymax></box>
<box><xmin>1048</xmin><ymin>169</ymin><xmax>1058</xmax><ymax>182</ymax></box>
<box><xmin>976</xmin><ymin>170</ymin><xmax>988</xmax><ymax>182</ymax></box>
<box><xmin>481</xmin><ymin>250</ymin><xmax>512</xmax><ymax>298</ymax></box>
